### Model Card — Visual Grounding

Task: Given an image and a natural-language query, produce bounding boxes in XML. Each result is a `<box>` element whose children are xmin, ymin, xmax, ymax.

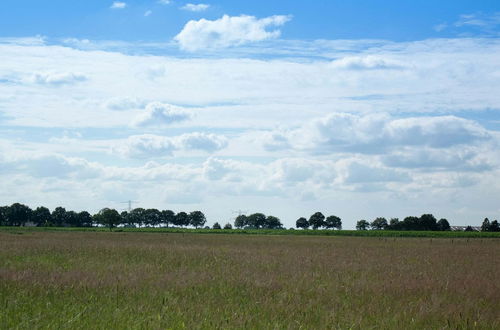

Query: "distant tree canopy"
<box><xmin>295</xmin><ymin>217</ymin><xmax>309</xmax><ymax>230</ymax></box>
<box><xmin>297</xmin><ymin>212</ymin><xmax>342</xmax><ymax>230</ymax></box>
<box><xmin>357</xmin><ymin>214</ymin><xmax>454</xmax><ymax>231</ymax></box>
<box><xmin>233</xmin><ymin>213</ymin><xmax>283</xmax><ymax>229</ymax></box>
<box><xmin>0</xmin><ymin>203</ymin><xmax>209</xmax><ymax>230</ymax></box>
<box><xmin>0</xmin><ymin>203</ymin><xmax>493</xmax><ymax>231</ymax></box>
<box><xmin>356</xmin><ymin>220</ymin><xmax>370</xmax><ymax>230</ymax></box>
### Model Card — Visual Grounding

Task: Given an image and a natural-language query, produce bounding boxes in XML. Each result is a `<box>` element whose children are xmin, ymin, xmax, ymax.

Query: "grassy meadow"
<box><xmin>0</xmin><ymin>230</ymin><xmax>499</xmax><ymax>329</ymax></box>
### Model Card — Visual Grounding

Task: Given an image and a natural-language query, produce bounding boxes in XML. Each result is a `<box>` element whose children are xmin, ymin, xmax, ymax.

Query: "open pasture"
<box><xmin>1</xmin><ymin>231</ymin><xmax>499</xmax><ymax>329</ymax></box>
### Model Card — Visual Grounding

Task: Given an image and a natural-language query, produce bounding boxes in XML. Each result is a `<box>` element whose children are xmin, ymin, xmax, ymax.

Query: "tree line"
<box><xmin>0</xmin><ymin>203</ymin><xmax>208</xmax><ymax>229</ymax></box>
<box><xmin>1</xmin><ymin>203</ymin><xmax>497</xmax><ymax>232</ymax></box>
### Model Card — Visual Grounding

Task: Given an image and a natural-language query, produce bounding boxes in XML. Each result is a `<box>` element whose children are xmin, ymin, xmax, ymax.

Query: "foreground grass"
<box><xmin>0</xmin><ymin>231</ymin><xmax>499</xmax><ymax>329</ymax></box>
<box><xmin>2</xmin><ymin>226</ymin><xmax>500</xmax><ymax>238</ymax></box>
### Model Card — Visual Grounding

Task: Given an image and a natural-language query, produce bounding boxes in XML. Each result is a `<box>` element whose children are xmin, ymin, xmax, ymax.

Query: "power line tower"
<box><xmin>121</xmin><ymin>200</ymin><xmax>139</xmax><ymax>212</ymax></box>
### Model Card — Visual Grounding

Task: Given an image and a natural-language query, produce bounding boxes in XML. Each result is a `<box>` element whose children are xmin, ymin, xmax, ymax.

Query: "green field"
<box><xmin>2</xmin><ymin>226</ymin><xmax>500</xmax><ymax>238</ymax></box>
<box><xmin>1</xmin><ymin>230</ymin><xmax>499</xmax><ymax>329</ymax></box>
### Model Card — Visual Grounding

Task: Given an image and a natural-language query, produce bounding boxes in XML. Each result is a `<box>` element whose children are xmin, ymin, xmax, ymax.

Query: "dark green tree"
<box><xmin>247</xmin><ymin>213</ymin><xmax>266</xmax><ymax>229</ymax></box>
<box><xmin>356</xmin><ymin>220</ymin><xmax>370</xmax><ymax>230</ymax></box>
<box><xmin>32</xmin><ymin>206</ymin><xmax>52</xmax><ymax>227</ymax></box>
<box><xmin>6</xmin><ymin>203</ymin><xmax>32</xmax><ymax>226</ymax></box>
<box><xmin>161</xmin><ymin>210</ymin><xmax>175</xmax><ymax>228</ymax></box>
<box><xmin>295</xmin><ymin>217</ymin><xmax>309</xmax><ymax>229</ymax></box>
<box><xmin>189</xmin><ymin>211</ymin><xmax>206</xmax><ymax>228</ymax></box>
<box><xmin>436</xmin><ymin>218</ymin><xmax>451</xmax><ymax>231</ymax></box>
<box><xmin>490</xmin><ymin>220</ymin><xmax>500</xmax><ymax>232</ymax></box>
<box><xmin>223</xmin><ymin>223</ymin><xmax>233</xmax><ymax>230</ymax></box>
<box><xmin>325</xmin><ymin>215</ymin><xmax>342</xmax><ymax>230</ymax></box>
<box><xmin>370</xmin><ymin>217</ymin><xmax>388</xmax><ymax>230</ymax></box>
<box><xmin>175</xmin><ymin>212</ymin><xmax>190</xmax><ymax>227</ymax></box>
<box><xmin>52</xmin><ymin>207</ymin><xmax>68</xmax><ymax>227</ymax></box>
<box><xmin>309</xmin><ymin>212</ymin><xmax>325</xmax><ymax>229</ymax></box>
<box><xmin>234</xmin><ymin>214</ymin><xmax>247</xmax><ymax>229</ymax></box>
<box><xmin>96</xmin><ymin>208</ymin><xmax>121</xmax><ymax>230</ymax></box>
<box><xmin>419</xmin><ymin>214</ymin><xmax>438</xmax><ymax>231</ymax></box>
<box><xmin>387</xmin><ymin>218</ymin><xmax>401</xmax><ymax>230</ymax></box>
<box><xmin>0</xmin><ymin>206</ymin><xmax>7</xmax><ymax>226</ymax></box>
<box><xmin>212</xmin><ymin>222</ymin><xmax>221</xmax><ymax>229</ymax></box>
<box><xmin>144</xmin><ymin>208</ymin><xmax>162</xmax><ymax>227</ymax></box>
<box><xmin>128</xmin><ymin>208</ymin><xmax>146</xmax><ymax>227</ymax></box>
<box><xmin>264</xmin><ymin>215</ymin><xmax>283</xmax><ymax>229</ymax></box>
<box><xmin>481</xmin><ymin>218</ymin><xmax>491</xmax><ymax>232</ymax></box>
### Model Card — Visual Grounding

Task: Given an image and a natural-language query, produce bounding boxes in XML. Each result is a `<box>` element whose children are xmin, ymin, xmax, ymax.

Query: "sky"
<box><xmin>0</xmin><ymin>1</ymin><xmax>499</xmax><ymax>228</ymax></box>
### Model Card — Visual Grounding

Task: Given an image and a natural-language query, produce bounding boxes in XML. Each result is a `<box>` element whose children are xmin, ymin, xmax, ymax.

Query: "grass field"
<box><xmin>2</xmin><ymin>226</ymin><xmax>500</xmax><ymax>238</ymax></box>
<box><xmin>1</xmin><ymin>231</ymin><xmax>499</xmax><ymax>329</ymax></box>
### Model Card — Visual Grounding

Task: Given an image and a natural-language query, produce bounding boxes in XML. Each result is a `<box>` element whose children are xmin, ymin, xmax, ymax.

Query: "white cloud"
<box><xmin>31</xmin><ymin>72</ymin><xmax>87</xmax><ymax>85</ymax></box>
<box><xmin>265</xmin><ymin>113</ymin><xmax>492</xmax><ymax>154</ymax></box>
<box><xmin>181</xmin><ymin>3</ymin><xmax>210</xmax><ymax>12</ymax></box>
<box><xmin>174</xmin><ymin>14</ymin><xmax>292</xmax><ymax>51</ymax></box>
<box><xmin>110</xmin><ymin>2</ymin><xmax>127</xmax><ymax>9</ymax></box>
<box><xmin>115</xmin><ymin>132</ymin><xmax>228</xmax><ymax>158</ymax></box>
<box><xmin>105</xmin><ymin>97</ymin><xmax>147</xmax><ymax>111</ymax></box>
<box><xmin>144</xmin><ymin>10</ymin><xmax>153</xmax><ymax>17</ymax></box>
<box><xmin>157</xmin><ymin>0</ymin><xmax>171</xmax><ymax>4</ymax></box>
<box><xmin>330</xmin><ymin>55</ymin><xmax>405</xmax><ymax>70</ymax></box>
<box><xmin>116</xmin><ymin>134</ymin><xmax>176</xmax><ymax>158</ymax></box>
<box><xmin>131</xmin><ymin>102</ymin><xmax>191</xmax><ymax>127</ymax></box>
<box><xmin>176</xmin><ymin>132</ymin><xmax>228</xmax><ymax>152</ymax></box>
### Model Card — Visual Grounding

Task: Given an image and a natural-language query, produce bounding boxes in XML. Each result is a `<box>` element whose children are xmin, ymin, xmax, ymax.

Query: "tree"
<box><xmin>175</xmin><ymin>212</ymin><xmax>190</xmax><ymax>227</ymax></box>
<box><xmin>144</xmin><ymin>208</ymin><xmax>162</xmax><ymax>227</ymax></box>
<box><xmin>419</xmin><ymin>214</ymin><xmax>438</xmax><ymax>231</ymax></box>
<box><xmin>387</xmin><ymin>218</ymin><xmax>401</xmax><ymax>230</ymax></box>
<box><xmin>356</xmin><ymin>220</ymin><xmax>370</xmax><ymax>230</ymax></box>
<box><xmin>246</xmin><ymin>213</ymin><xmax>266</xmax><ymax>229</ymax></box>
<box><xmin>481</xmin><ymin>218</ymin><xmax>491</xmax><ymax>232</ymax></box>
<box><xmin>96</xmin><ymin>208</ymin><xmax>121</xmax><ymax>230</ymax></box>
<box><xmin>234</xmin><ymin>215</ymin><xmax>247</xmax><ymax>229</ymax></box>
<box><xmin>161</xmin><ymin>210</ymin><xmax>175</xmax><ymax>228</ymax></box>
<box><xmin>0</xmin><ymin>206</ymin><xmax>7</xmax><ymax>226</ymax></box>
<box><xmin>370</xmin><ymin>217</ymin><xmax>388</xmax><ymax>230</ymax></box>
<box><xmin>436</xmin><ymin>218</ymin><xmax>450</xmax><ymax>231</ymax></box>
<box><xmin>309</xmin><ymin>212</ymin><xmax>325</xmax><ymax>229</ymax></box>
<box><xmin>66</xmin><ymin>211</ymin><xmax>79</xmax><ymax>227</ymax></box>
<box><xmin>490</xmin><ymin>220</ymin><xmax>500</xmax><ymax>232</ymax></box>
<box><xmin>189</xmin><ymin>211</ymin><xmax>206</xmax><ymax>228</ymax></box>
<box><xmin>128</xmin><ymin>208</ymin><xmax>146</xmax><ymax>227</ymax></box>
<box><xmin>6</xmin><ymin>203</ymin><xmax>32</xmax><ymax>226</ymax></box>
<box><xmin>325</xmin><ymin>215</ymin><xmax>342</xmax><ymax>230</ymax></box>
<box><xmin>401</xmin><ymin>216</ymin><xmax>420</xmax><ymax>231</ymax></box>
<box><xmin>52</xmin><ymin>207</ymin><xmax>68</xmax><ymax>227</ymax></box>
<box><xmin>32</xmin><ymin>206</ymin><xmax>52</xmax><ymax>227</ymax></box>
<box><xmin>212</xmin><ymin>222</ymin><xmax>221</xmax><ymax>230</ymax></box>
<box><xmin>223</xmin><ymin>223</ymin><xmax>233</xmax><ymax>230</ymax></box>
<box><xmin>264</xmin><ymin>215</ymin><xmax>283</xmax><ymax>229</ymax></box>
<box><xmin>296</xmin><ymin>217</ymin><xmax>309</xmax><ymax>229</ymax></box>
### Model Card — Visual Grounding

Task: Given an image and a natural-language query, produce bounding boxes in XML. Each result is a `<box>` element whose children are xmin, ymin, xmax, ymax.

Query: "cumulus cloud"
<box><xmin>264</xmin><ymin>113</ymin><xmax>492</xmax><ymax>154</ymax></box>
<box><xmin>181</xmin><ymin>3</ymin><xmax>210</xmax><ymax>12</ymax></box>
<box><xmin>131</xmin><ymin>102</ymin><xmax>191</xmax><ymax>127</ymax></box>
<box><xmin>31</xmin><ymin>72</ymin><xmax>87</xmax><ymax>85</ymax></box>
<box><xmin>174</xmin><ymin>14</ymin><xmax>291</xmax><ymax>51</ymax></box>
<box><xmin>104</xmin><ymin>97</ymin><xmax>147</xmax><ymax>111</ymax></box>
<box><xmin>330</xmin><ymin>55</ymin><xmax>405</xmax><ymax>70</ymax></box>
<box><xmin>176</xmin><ymin>132</ymin><xmax>228</xmax><ymax>152</ymax></box>
<box><xmin>157</xmin><ymin>0</ymin><xmax>171</xmax><ymax>4</ymax></box>
<box><xmin>116</xmin><ymin>134</ymin><xmax>176</xmax><ymax>159</ymax></box>
<box><xmin>116</xmin><ymin>133</ymin><xmax>228</xmax><ymax>158</ymax></box>
<box><xmin>110</xmin><ymin>2</ymin><xmax>126</xmax><ymax>9</ymax></box>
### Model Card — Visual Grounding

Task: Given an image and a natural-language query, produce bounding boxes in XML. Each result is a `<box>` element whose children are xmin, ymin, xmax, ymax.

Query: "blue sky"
<box><xmin>1</xmin><ymin>0</ymin><xmax>499</xmax><ymax>41</ymax></box>
<box><xmin>0</xmin><ymin>1</ymin><xmax>499</xmax><ymax>228</ymax></box>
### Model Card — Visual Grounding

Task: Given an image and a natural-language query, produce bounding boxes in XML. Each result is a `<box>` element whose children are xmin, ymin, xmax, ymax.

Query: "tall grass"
<box><xmin>0</xmin><ymin>231</ymin><xmax>499</xmax><ymax>328</ymax></box>
<box><xmin>2</xmin><ymin>226</ymin><xmax>499</xmax><ymax>238</ymax></box>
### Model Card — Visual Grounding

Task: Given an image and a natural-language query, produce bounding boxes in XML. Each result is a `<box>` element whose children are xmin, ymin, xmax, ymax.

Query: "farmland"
<box><xmin>1</xmin><ymin>230</ymin><xmax>499</xmax><ymax>329</ymax></box>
